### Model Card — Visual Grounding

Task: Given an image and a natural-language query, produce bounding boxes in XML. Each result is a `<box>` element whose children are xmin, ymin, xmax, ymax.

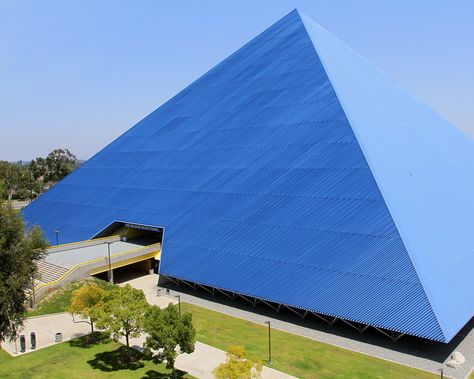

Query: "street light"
<box><xmin>264</xmin><ymin>321</ymin><xmax>272</xmax><ymax>364</ymax></box>
<box><xmin>438</xmin><ymin>360</ymin><xmax>448</xmax><ymax>379</ymax></box>
<box><xmin>438</xmin><ymin>356</ymin><xmax>451</xmax><ymax>378</ymax></box>
<box><xmin>175</xmin><ymin>295</ymin><xmax>181</xmax><ymax>316</ymax></box>
<box><xmin>54</xmin><ymin>230</ymin><xmax>60</xmax><ymax>245</ymax></box>
<box><xmin>105</xmin><ymin>242</ymin><xmax>113</xmax><ymax>283</ymax></box>
<box><xmin>30</xmin><ymin>277</ymin><xmax>36</xmax><ymax>308</ymax></box>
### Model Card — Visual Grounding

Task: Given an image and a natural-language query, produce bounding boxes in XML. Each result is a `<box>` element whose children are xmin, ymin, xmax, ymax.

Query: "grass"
<box><xmin>181</xmin><ymin>303</ymin><xmax>437</xmax><ymax>379</ymax></box>
<box><xmin>29</xmin><ymin>278</ymin><xmax>116</xmax><ymax>317</ymax></box>
<box><xmin>25</xmin><ymin>281</ymin><xmax>436</xmax><ymax>378</ymax></box>
<box><xmin>0</xmin><ymin>333</ymin><xmax>194</xmax><ymax>379</ymax></box>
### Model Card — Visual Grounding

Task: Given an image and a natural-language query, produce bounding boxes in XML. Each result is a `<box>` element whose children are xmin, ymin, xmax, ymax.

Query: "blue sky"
<box><xmin>0</xmin><ymin>0</ymin><xmax>473</xmax><ymax>161</ymax></box>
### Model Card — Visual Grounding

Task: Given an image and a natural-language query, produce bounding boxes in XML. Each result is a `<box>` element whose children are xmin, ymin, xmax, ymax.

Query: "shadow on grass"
<box><xmin>88</xmin><ymin>345</ymin><xmax>145</xmax><ymax>371</ymax></box>
<box><xmin>69</xmin><ymin>332</ymin><xmax>111</xmax><ymax>349</ymax></box>
<box><xmin>141</xmin><ymin>369</ymin><xmax>189</xmax><ymax>379</ymax></box>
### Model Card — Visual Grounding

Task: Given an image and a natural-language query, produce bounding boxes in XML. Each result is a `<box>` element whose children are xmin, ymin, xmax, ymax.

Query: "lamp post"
<box><xmin>105</xmin><ymin>242</ymin><xmax>113</xmax><ymax>283</ymax></box>
<box><xmin>264</xmin><ymin>321</ymin><xmax>272</xmax><ymax>364</ymax></box>
<box><xmin>175</xmin><ymin>295</ymin><xmax>181</xmax><ymax>316</ymax></box>
<box><xmin>54</xmin><ymin>230</ymin><xmax>60</xmax><ymax>245</ymax></box>
<box><xmin>438</xmin><ymin>361</ymin><xmax>447</xmax><ymax>379</ymax></box>
<box><xmin>31</xmin><ymin>278</ymin><xmax>36</xmax><ymax>308</ymax></box>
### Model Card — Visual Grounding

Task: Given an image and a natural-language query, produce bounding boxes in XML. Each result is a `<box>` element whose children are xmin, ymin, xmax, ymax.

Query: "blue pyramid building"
<box><xmin>23</xmin><ymin>10</ymin><xmax>474</xmax><ymax>342</ymax></box>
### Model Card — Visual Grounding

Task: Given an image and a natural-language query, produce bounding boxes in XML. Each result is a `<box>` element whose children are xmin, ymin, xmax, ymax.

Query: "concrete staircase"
<box><xmin>36</xmin><ymin>260</ymin><xmax>70</xmax><ymax>284</ymax></box>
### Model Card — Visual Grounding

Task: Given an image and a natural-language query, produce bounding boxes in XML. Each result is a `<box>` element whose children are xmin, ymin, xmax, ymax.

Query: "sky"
<box><xmin>0</xmin><ymin>0</ymin><xmax>473</xmax><ymax>161</ymax></box>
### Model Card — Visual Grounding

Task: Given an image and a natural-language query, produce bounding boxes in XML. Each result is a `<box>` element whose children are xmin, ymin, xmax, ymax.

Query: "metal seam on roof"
<box><xmin>167</xmin><ymin>239</ymin><xmax>419</xmax><ymax>285</ymax></box>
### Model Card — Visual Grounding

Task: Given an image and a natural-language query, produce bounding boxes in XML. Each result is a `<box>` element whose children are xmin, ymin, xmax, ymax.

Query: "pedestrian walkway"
<box><xmin>1</xmin><ymin>313</ymin><xmax>90</xmax><ymax>356</ymax></box>
<box><xmin>178</xmin><ymin>341</ymin><xmax>294</xmax><ymax>379</ymax></box>
<box><xmin>124</xmin><ymin>330</ymin><xmax>294</xmax><ymax>379</ymax></box>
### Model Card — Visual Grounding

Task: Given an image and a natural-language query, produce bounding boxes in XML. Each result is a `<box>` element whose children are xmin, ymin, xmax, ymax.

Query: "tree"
<box><xmin>213</xmin><ymin>345</ymin><xmax>263</xmax><ymax>379</ymax></box>
<box><xmin>29</xmin><ymin>157</ymin><xmax>47</xmax><ymax>182</ymax></box>
<box><xmin>95</xmin><ymin>284</ymin><xmax>149</xmax><ymax>359</ymax></box>
<box><xmin>44</xmin><ymin>148</ymin><xmax>77</xmax><ymax>183</ymax></box>
<box><xmin>0</xmin><ymin>203</ymin><xmax>47</xmax><ymax>341</ymax></box>
<box><xmin>0</xmin><ymin>161</ymin><xmax>37</xmax><ymax>200</ymax></box>
<box><xmin>0</xmin><ymin>177</ymin><xmax>7</xmax><ymax>200</ymax></box>
<box><xmin>143</xmin><ymin>304</ymin><xmax>196</xmax><ymax>375</ymax></box>
<box><xmin>0</xmin><ymin>149</ymin><xmax>79</xmax><ymax>201</ymax></box>
<box><xmin>0</xmin><ymin>161</ymin><xmax>21</xmax><ymax>201</ymax></box>
<box><xmin>69</xmin><ymin>283</ymin><xmax>105</xmax><ymax>335</ymax></box>
<box><xmin>13</xmin><ymin>164</ymin><xmax>34</xmax><ymax>200</ymax></box>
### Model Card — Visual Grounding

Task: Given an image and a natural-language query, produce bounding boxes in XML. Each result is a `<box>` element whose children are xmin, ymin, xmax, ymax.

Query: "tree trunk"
<box><xmin>171</xmin><ymin>360</ymin><xmax>176</xmax><ymax>378</ymax></box>
<box><xmin>125</xmin><ymin>332</ymin><xmax>131</xmax><ymax>361</ymax></box>
<box><xmin>87</xmin><ymin>320</ymin><xmax>96</xmax><ymax>343</ymax></box>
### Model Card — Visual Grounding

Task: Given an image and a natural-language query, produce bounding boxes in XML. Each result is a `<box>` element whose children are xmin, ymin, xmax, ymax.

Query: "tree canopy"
<box><xmin>144</xmin><ymin>304</ymin><xmax>196</xmax><ymax>371</ymax></box>
<box><xmin>0</xmin><ymin>148</ymin><xmax>79</xmax><ymax>201</ymax></box>
<box><xmin>94</xmin><ymin>284</ymin><xmax>150</xmax><ymax>358</ymax></box>
<box><xmin>0</xmin><ymin>161</ymin><xmax>32</xmax><ymax>201</ymax></box>
<box><xmin>0</xmin><ymin>203</ymin><xmax>47</xmax><ymax>341</ymax></box>
<box><xmin>213</xmin><ymin>345</ymin><xmax>263</xmax><ymax>379</ymax></box>
<box><xmin>143</xmin><ymin>304</ymin><xmax>196</xmax><ymax>373</ymax></box>
<box><xmin>69</xmin><ymin>282</ymin><xmax>105</xmax><ymax>334</ymax></box>
<box><xmin>43</xmin><ymin>148</ymin><xmax>77</xmax><ymax>183</ymax></box>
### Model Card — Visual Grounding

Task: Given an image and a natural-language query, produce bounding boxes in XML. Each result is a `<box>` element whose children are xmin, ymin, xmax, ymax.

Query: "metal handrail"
<box><xmin>35</xmin><ymin>242</ymin><xmax>161</xmax><ymax>291</ymax></box>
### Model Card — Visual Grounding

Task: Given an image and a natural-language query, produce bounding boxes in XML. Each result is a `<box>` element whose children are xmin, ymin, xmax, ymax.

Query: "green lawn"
<box><xmin>181</xmin><ymin>303</ymin><xmax>436</xmax><ymax>379</ymax></box>
<box><xmin>29</xmin><ymin>278</ymin><xmax>116</xmax><ymax>317</ymax></box>
<box><xmin>0</xmin><ymin>334</ymin><xmax>194</xmax><ymax>379</ymax></box>
<box><xmin>26</xmin><ymin>281</ymin><xmax>437</xmax><ymax>378</ymax></box>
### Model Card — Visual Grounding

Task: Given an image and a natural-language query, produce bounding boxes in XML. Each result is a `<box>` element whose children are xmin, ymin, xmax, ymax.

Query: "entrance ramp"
<box><xmin>33</xmin><ymin>236</ymin><xmax>160</xmax><ymax>302</ymax></box>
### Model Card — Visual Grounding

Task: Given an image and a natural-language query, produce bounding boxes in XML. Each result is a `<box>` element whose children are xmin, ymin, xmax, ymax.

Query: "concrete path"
<box><xmin>177</xmin><ymin>341</ymin><xmax>294</xmax><ymax>379</ymax></box>
<box><xmin>1</xmin><ymin>312</ymin><xmax>91</xmax><ymax>356</ymax></box>
<box><xmin>125</xmin><ymin>330</ymin><xmax>294</xmax><ymax>379</ymax></box>
<box><xmin>118</xmin><ymin>273</ymin><xmax>179</xmax><ymax>308</ymax></box>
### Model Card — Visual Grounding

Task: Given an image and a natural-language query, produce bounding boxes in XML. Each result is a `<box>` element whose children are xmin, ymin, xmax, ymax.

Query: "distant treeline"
<box><xmin>0</xmin><ymin>149</ymin><xmax>80</xmax><ymax>201</ymax></box>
